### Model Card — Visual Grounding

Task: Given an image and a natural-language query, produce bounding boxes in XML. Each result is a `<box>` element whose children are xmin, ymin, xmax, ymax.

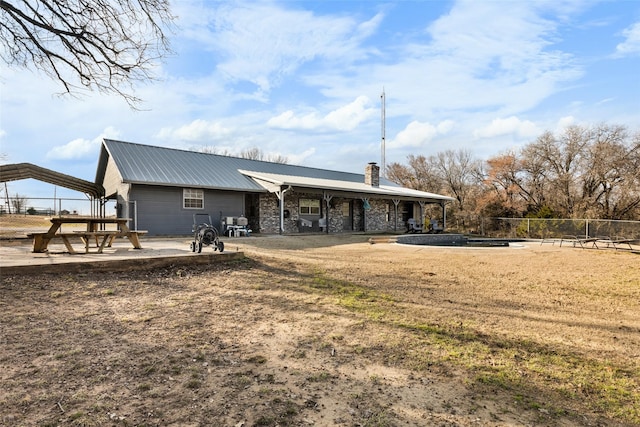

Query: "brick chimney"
<box><xmin>365</xmin><ymin>162</ymin><xmax>380</xmax><ymax>187</ymax></box>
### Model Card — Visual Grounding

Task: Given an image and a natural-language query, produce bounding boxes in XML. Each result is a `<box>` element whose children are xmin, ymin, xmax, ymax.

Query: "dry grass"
<box><xmin>1</xmin><ymin>234</ymin><xmax>639</xmax><ymax>426</ymax></box>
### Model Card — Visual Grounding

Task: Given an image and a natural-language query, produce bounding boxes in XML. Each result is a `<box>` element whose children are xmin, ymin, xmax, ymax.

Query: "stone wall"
<box><xmin>363</xmin><ymin>198</ymin><xmax>385</xmax><ymax>232</ymax></box>
<box><xmin>327</xmin><ymin>198</ymin><xmax>344</xmax><ymax>232</ymax></box>
<box><xmin>258</xmin><ymin>193</ymin><xmax>280</xmax><ymax>234</ymax></box>
<box><xmin>257</xmin><ymin>191</ymin><xmax>408</xmax><ymax>234</ymax></box>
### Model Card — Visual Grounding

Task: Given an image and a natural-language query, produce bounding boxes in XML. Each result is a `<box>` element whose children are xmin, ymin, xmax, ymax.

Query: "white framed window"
<box><xmin>183</xmin><ymin>188</ymin><xmax>204</xmax><ymax>209</ymax></box>
<box><xmin>299</xmin><ymin>198</ymin><xmax>320</xmax><ymax>215</ymax></box>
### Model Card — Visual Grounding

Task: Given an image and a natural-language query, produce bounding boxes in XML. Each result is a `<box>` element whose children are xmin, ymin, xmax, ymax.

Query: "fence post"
<box><xmin>585</xmin><ymin>219</ymin><xmax>589</xmax><ymax>239</ymax></box>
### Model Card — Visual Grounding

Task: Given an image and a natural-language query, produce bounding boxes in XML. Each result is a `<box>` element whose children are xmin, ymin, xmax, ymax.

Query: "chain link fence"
<box><xmin>1</xmin><ymin>197</ymin><xmax>117</xmax><ymax>237</ymax></box>
<box><xmin>3</xmin><ymin>195</ymin><xmax>640</xmax><ymax>241</ymax></box>
<box><xmin>480</xmin><ymin>218</ymin><xmax>640</xmax><ymax>240</ymax></box>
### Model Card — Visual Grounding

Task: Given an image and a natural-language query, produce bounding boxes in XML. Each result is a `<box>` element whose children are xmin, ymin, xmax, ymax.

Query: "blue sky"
<box><xmin>1</xmin><ymin>0</ymin><xmax>639</xmax><ymax>200</ymax></box>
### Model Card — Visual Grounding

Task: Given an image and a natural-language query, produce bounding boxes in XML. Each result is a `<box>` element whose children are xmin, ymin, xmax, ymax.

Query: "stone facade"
<box><xmin>257</xmin><ymin>189</ymin><xmax>414</xmax><ymax>234</ymax></box>
<box><xmin>257</xmin><ymin>193</ymin><xmax>281</xmax><ymax>234</ymax></box>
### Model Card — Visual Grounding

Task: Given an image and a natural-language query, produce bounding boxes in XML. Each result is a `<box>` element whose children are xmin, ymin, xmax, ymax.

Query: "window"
<box><xmin>342</xmin><ymin>201</ymin><xmax>350</xmax><ymax>217</ymax></box>
<box><xmin>299</xmin><ymin>198</ymin><xmax>320</xmax><ymax>215</ymax></box>
<box><xmin>183</xmin><ymin>188</ymin><xmax>204</xmax><ymax>209</ymax></box>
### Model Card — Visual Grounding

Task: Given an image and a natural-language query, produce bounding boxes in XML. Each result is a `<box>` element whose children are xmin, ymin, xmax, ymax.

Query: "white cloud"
<box><xmin>287</xmin><ymin>147</ymin><xmax>316</xmax><ymax>165</ymax></box>
<box><xmin>389</xmin><ymin>120</ymin><xmax>454</xmax><ymax>148</ymax></box>
<box><xmin>307</xmin><ymin>1</ymin><xmax>583</xmax><ymax>119</ymax></box>
<box><xmin>356</xmin><ymin>11</ymin><xmax>385</xmax><ymax>41</ymax></box>
<box><xmin>46</xmin><ymin>127</ymin><xmax>120</xmax><ymax>160</ymax></box>
<box><xmin>156</xmin><ymin>119</ymin><xmax>232</xmax><ymax>142</ymax></box>
<box><xmin>556</xmin><ymin>116</ymin><xmax>576</xmax><ymax>131</ymax></box>
<box><xmin>267</xmin><ymin>110</ymin><xmax>320</xmax><ymax>130</ymax></box>
<box><xmin>614</xmin><ymin>21</ymin><xmax>640</xmax><ymax>57</ymax></box>
<box><xmin>473</xmin><ymin>116</ymin><xmax>540</xmax><ymax>139</ymax></box>
<box><xmin>268</xmin><ymin>96</ymin><xmax>376</xmax><ymax>131</ymax></box>
<box><xmin>198</xmin><ymin>3</ymin><xmax>379</xmax><ymax>94</ymax></box>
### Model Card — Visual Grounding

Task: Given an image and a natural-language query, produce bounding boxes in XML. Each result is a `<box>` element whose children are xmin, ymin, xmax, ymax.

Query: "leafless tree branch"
<box><xmin>0</xmin><ymin>0</ymin><xmax>174</xmax><ymax>107</ymax></box>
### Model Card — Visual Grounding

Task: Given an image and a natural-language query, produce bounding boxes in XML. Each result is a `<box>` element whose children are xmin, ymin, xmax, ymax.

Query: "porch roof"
<box><xmin>238</xmin><ymin>170</ymin><xmax>455</xmax><ymax>203</ymax></box>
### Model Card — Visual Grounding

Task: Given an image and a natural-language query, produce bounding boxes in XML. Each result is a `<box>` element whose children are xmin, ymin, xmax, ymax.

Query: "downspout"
<box><xmin>279</xmin><ymin>185</ymin><xmax>292</xmax><ymax>234</ymax></box>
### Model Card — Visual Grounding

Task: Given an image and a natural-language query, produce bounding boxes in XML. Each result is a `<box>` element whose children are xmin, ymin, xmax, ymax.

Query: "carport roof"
<box><xmin>0</xmin><ymin>163</ymin><xmax>103</xmax><ymax>197</ymax></box>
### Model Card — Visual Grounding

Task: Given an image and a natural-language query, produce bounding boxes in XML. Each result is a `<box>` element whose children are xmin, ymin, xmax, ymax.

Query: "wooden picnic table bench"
<box><xmin>28</xmin><ymin>217</ymin><xmax>147</xmax><ymax>254</ymax></box>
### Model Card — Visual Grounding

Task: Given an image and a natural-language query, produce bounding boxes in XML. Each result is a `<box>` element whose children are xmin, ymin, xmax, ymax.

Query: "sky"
<box><xmin>1</xmin><ymin>0</ymin><xmax>639</xmax><ymax>202</ymax></box>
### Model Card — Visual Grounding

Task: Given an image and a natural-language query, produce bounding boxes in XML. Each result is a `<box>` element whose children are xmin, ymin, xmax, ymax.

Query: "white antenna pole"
<box><xmin>381</xmin><ymin>88</ymin><xmax>386</xmax><ymax>178</ymax></box>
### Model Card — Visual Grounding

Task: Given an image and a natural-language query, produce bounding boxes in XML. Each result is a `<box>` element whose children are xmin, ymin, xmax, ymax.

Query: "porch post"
<box><xmin>323</xmin><ymin>192</ymin><xmax>333</xmax><ymax>234</ymax></box>
<box><xmin>361</xmin><ymin>197</ymin><xmax>370</xmax><ymax>232</ymax></box>
<box><xmin>278</xmin><ymin>185</ymin><xmax>292</xmax><ymax>234</ymax></box>
<box><xmin>392</xmin><ymin>199</ymin><xmax>400</xmax><ymax>232</ymax></box>
<box><xmin>279</xmin><ymin>191</ymin><xmax>284</xmax><ymax>234</ymax></box>
<box><xmin>418</xmin><ymin>201</ymin><xmax>426</xmax><ymax>228</ymax></box>
<box><xmin>441</xmin><ymin>202</ymin><xmax>447</xmax><ymax>230</ymax></box>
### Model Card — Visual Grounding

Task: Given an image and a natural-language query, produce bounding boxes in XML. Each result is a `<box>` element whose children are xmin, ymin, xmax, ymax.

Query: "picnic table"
<box><xmin>29</xmin><ymin>217</ymin><xmax>147</xmax><ymax>254</ymax></box>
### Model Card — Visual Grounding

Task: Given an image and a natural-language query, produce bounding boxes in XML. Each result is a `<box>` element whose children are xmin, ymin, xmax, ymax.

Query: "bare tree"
<box><xmin>386</xmin><ymin>161</ymin><xmax>417</xmax><ymax>189</ymax></box>
<box><xmin>483</xmin><ymin>123</ymin><xmax>640</xmax><ymax>220</ymax></box>
<box><xmin>386</xmin><ymin>155</ymin><xmax>443</xmax><ymax>192</ymax></box>
<box><xmin>581</xmin><ymin>124</ymin><xmax>640</xmax><ymax>219</ymax></box>
<box><xmin>200</xmin><ymin>146</ymin><xmax>288</xmax><ymax>164</ymax></box>
<box><xmin>0</xmin><ymin>0</ymin><xmax>173</xmax><ymax>105</ymax></box>
<box><xmin>434</xmin><ymin>149</ymin><xmax>482</xmax><ymax>212</ymax></box>
<box><xmin>385</xmin><ymin>123</ymin><xmax>639</xmax><ymax>223</ymax></box>
<box><xmin>11</xmin><ymin>193</ymin><xmax>27</xmax><ymax>214</ymax></box>
<box><xmin>240</xmin><ymin>147</ymin><xmax>288</xmax><ymax>164</ymax></box>
<box><xmin>480</xmin><ymin>152</ymin><xmax>529</xmax><ymax>217</ymax></box>
<box><xmin>200</xmin><ymin>146</ymin><xmax>232</xmax><ymax>156</ymax></box>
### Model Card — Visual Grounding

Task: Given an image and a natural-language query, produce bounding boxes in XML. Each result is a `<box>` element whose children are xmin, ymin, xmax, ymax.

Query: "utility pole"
<box><xmin>3</xmin><ymin>182</ymin><xmax>10</xmax><ymax>214</ymax></box>
<box><xmin>381</xmin><ymin>88</ymin><xmax>386</xmax><ymax>178</ymax></box>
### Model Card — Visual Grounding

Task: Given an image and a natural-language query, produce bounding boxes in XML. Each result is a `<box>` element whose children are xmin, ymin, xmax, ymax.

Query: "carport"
<box><xmin>0</xmin><ymin>163</ymin><xmax>106</xmax><ymax>216</ymax></box>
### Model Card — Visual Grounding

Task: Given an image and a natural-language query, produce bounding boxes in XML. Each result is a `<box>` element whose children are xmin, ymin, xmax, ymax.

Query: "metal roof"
<box><xmin>1</xmin><ymin>163</ymin><xmax>103</xmax><ymax>197</ymax></box>
<box><xmin>239</xmin><ymin>170</ymin><xmax>455</xmax><ymax>202</ymax></box>
<box><xmin>97</xmin><ymin>139</ymin><xmax>453</xmax><ymax>202</ymax></box>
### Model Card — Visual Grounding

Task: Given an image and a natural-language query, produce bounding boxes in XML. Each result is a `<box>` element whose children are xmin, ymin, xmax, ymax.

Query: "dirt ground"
<box><xmin>1</xmin><ymin>235</ymin><xmax>639</xmax><ymax>427</ymax></box>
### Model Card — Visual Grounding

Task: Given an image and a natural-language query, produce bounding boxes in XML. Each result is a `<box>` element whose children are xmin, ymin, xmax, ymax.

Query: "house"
<box><xmin>96</xmin><ymin>139</ymin><xmax>455</xmax><ymax>236</ymax></box>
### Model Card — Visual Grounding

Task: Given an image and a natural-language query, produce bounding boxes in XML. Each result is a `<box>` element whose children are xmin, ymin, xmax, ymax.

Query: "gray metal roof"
<box><xmin>99</xmin><ymin>139</ymin><xmax>398</xmax><ymax>191</ymax></box>
<box><xmin>97</xmin><ymin>139</ymin><xmax>453</xmax><ymax>202</ymax></box>
<box><xmin>1</xmin><ymin>162</ymin><xmax>103</xmax><ymax>197</ymax></box>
